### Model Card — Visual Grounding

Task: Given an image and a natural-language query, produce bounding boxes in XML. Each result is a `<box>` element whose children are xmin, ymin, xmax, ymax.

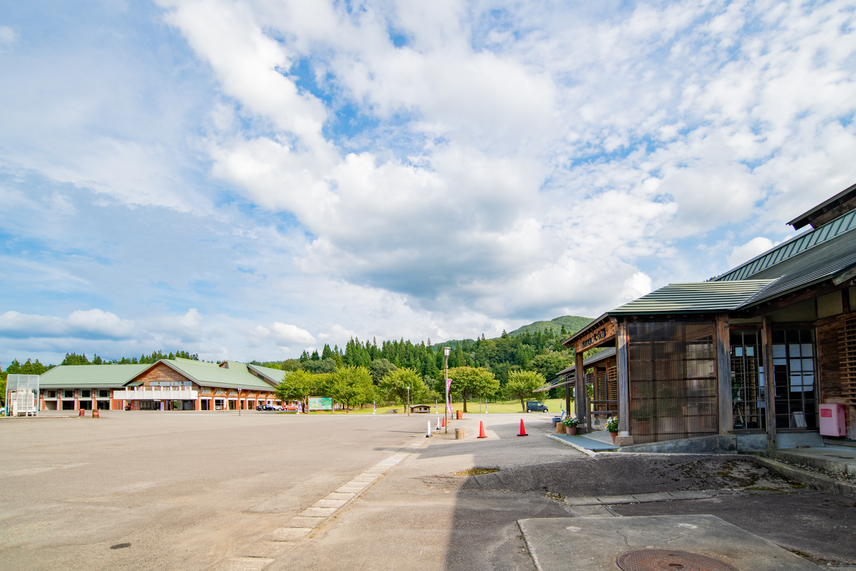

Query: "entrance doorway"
<box><xmin>730</xmin><ymin>330</ymin><xmax>766</xmax><ymax>430</ymax></box>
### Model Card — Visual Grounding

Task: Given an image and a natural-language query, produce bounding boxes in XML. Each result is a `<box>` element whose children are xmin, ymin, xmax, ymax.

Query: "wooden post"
<box><xmin>616</xmin><ymin>320</ymin><xmax>631</xmax><ymax>445</ymax></box>
<box><xmin>762</xmin><ymin>316</ymin><xmax>777</xmax><ymax>449</ymax></box>
<box><xmin>565</xmin><ymin>371</ymin><xmax>572</xmax><ymax>419</ymax></box>
<box><xmin>575</xmin><ymin>348</ymin><xmax>586</xmax><ymax>432</ymax></box>
<box><xmin>716</xmin><ymin>314</ymin><xmax>732</xmax><ymax>435</ymax></box>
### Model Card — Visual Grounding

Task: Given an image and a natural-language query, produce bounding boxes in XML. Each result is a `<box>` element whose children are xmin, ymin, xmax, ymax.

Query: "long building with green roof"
<box><xmin>38</xmin><ymin>358</ymin><xmax>284</xmax><ymax>412</ymax></box>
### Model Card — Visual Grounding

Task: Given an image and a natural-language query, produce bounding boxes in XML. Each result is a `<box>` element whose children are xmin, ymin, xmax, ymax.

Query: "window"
<box><xmin>773</xmin><ymin>328</ymin><xmax>817</xmax><ymax>429</ymax></box>
<box><xmin>63</xmin><ymin>390</ymin><xmax>74</xmax><ymax>398</ymax></box>
<box><xmin>80</xmin><ymin>390</ymin><xmax>91</xmax><ymax>398</ymax></box>
<box><xmin>730</xmin><ymin>330</ymin><xmax>766</xmax><ymax>431</ymax></box>
<box><xmin>47</xmin><ymin>390</ymin><xmax>56</xmax><ymax>398</ymax></box>
<box><xmin>98</xmin><ymin>390</ymin><xmax>110</xmax><ymax>398</ymax></box>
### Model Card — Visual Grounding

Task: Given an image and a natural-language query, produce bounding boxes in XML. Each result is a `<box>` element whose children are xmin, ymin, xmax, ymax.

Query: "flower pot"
<box><xmin>610</xmin><ymin>431</ymin><xmax>618</xmax><ymax>444</ymax></box>
<box><xmin>565</xmin><ymin>426</ymin><xmax>577</xmax><ymax>436</ymax></box>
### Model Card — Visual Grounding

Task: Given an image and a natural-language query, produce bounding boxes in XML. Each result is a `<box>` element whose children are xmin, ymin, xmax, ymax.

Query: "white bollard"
<box><xmin>426</xmin><ymin>421</ymin><xmax>433</xmax><ymax>438</ymax></box>
<box><xmin>436</xmin><ymin>417</ymin><xmax>441</xmax><ymax>431</ymax></box>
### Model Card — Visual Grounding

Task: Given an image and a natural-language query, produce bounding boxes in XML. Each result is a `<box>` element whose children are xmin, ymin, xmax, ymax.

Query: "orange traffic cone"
<box><xmin>518</xmin><ymin>419</ymin><xmax>528</xmax><ymax>437</ymax></box>
<box><xmin>441</xmin><ymin>416</ymin><xmax>446</xmax><ymax>427</ymax></box>
<box><xmin>477</xmin><ymin>421</ymin><xmax>487</xmax><ymax>439</ymax></box>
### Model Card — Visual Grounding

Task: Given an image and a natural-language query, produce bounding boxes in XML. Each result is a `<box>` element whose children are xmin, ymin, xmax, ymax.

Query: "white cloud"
<box><xmin>0</xmin><ymin>310</ymin><xmax>134</xmax><ymax>340</ymax></box>
<box><xmin>316</xmin><ymin>324</ymin><xmax>357</xmax><ymax>348</ymax></box>
<box><xmin>255</xmin><ymin>322</ymin><xmax>316</xmax><ymax>346</ymax></box>
<box><xmin>727</xmin><ymin>237</ymin><xmax>775</xmax><ymax>269</ymax></box>
<box><xmin>0</xmin><ymin>26</ymin><xmax>16</xmax><ymax>47</ymax></box>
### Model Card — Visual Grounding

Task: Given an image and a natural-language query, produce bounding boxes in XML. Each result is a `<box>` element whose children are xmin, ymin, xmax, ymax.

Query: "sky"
<box><xmin>1</xmin><ymin>0</ymin><xmax>855</xmax><ymax>365</ymax></box>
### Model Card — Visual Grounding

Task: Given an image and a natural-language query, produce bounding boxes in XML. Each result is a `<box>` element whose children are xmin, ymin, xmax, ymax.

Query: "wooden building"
<box><xmin>562</xmin><ymin>183</ymin><xmax>856</xmax><ymax>448</ymax></box>
<box><xmin>38</xmin><ymin>358</ymin><xmax>285</xmax><ymax>412</ymax></box>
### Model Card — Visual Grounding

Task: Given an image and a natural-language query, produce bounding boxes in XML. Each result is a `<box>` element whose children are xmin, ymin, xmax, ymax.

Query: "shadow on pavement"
<box><xmin>439</xmin><ymin>419</ymin><xmax>856</xmax><ymax>569</ymax></box>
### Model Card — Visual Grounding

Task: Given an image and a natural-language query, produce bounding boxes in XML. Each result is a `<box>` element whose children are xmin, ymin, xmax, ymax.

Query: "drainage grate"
<box><xmin>616</xmin><ymin>549</ymin><xmax>739</xmax><ymax>571</ymax></box>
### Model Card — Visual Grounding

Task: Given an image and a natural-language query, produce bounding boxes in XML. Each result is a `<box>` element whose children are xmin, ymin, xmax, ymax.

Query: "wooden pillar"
<box><xmin>574</xmin><ymin>349</ymin><xmax>586</xmax><ymax>431</ymax></box>
<box><xmin>716</xmin><ymin>314</ymin><xmax>732</xmax><ymax>435</ymax></box>
<box><xmin>762</xmin><ymin>316</ymin><xmax>777</xmax><ymax>449</ymax></box>
<box><xmin>616</xmin><ymin>320</ymin><xmax>632</xmax><ymax>445</ymax></box>
<box><xmin>565</xmin><ymin>376</ymin><xmax>572</xmax><ymax>418</ymax></box>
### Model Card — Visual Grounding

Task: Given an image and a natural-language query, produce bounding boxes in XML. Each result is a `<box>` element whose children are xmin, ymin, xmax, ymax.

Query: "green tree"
<box><xmin>274</xmin><ymin>370</ymin><xmax>316</xmax><ymax>412</ymax></box>
<box><xmin>505</xmin><ymin>370</ymin><xmax>546</xmax><ymax>412</ymax></box>
<box><xmin>531</xmin><ymin>351</ymin><xmax>573</xmax><ymax>382</ymax></box>
<box><xmin>324</xmin><ymin>366</ymin><xmax>374</xmax><ymax>412</ymax></box>
<box><xmin>7</xmin><ymin>359</ymin><xmax>51</xmax><ymax>375</ymax></box>
<box><xmin>302</xmin><ymin>357</ymin><xmax>337</xmax><ymax>374</ymax></box>
<box><xmin>370</xmin><ymin>358</ymin><xmax>397</xmax><ymax>384</ymax></box>
<box><xmin>447</xmin><ymin>366</ymin><xmax>499</xmax><ymax>413</ymax></box>
<box><xmin>380</xmin><ymin>368</ymin><xmax>427</xmax><ymax>408</ymax></box>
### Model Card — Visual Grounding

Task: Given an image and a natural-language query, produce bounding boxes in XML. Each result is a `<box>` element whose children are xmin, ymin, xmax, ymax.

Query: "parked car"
<box><xmin>526</xmin><ymin>401</ymin><xmax>548</xmax><ymax>412</ymax></box>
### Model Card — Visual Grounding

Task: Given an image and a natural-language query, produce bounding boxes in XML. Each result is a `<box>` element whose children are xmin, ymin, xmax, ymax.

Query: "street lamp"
<box><xmin>443</xmin><ymin>346</ymin><xmax>451</xmax><ymax>434</ymax></box>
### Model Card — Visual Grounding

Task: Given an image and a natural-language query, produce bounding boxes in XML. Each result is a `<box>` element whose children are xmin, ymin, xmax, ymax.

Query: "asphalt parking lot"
<box><xmin>2</xmin><ymin>412</ymin><xmax>854</xmax><ymax>570</ymax></box>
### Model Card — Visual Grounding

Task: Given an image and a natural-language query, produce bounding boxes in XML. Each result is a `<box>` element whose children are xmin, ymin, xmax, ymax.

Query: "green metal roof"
<box><xmin>39</xmin><ymin>364</ymin><xmax>150</xmax><ymax>388</ymax></box>
<box><xmin>156</xmin><ymin>359</ymin><xmax>274</xmax><ymax>391</ymax></box>
<box><xmin>714</xmin><ymin>208</ymin><xmax>856</xmax><ymax>281</ymax></box>
<box><xmin>610</xmin><ymin>280</ymin><xmax>777</xmax><ymax>314</ymax></box>
<box><xmin>247</xmin><ymin>364</ymin><xmax>287</xmax><ymax>386</ymax></box>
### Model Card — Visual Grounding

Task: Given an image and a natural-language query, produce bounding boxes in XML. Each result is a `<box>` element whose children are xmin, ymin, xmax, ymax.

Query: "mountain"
<box><xmin>433</xmin><ymin>315</ymin><xmax>593</xmax><ymax>349</ymax></box>
<box><xmin>507</xmin><ymin>315</ymin><xmax>593</xmax><ymax>338</ymax></box>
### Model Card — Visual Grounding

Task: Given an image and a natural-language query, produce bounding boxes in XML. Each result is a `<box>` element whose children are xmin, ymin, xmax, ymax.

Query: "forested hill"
<box><xmin>431</xmin><ymin>315</ymin><xmax>592</xmax><ymax>351</ymax></box>
<box><xmin>508</xmin><ymin>315</ymin><xmax>592</xmax><ymax>338</ymax></box>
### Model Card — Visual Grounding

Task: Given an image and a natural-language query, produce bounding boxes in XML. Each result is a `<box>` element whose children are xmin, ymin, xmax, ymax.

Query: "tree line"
<box><xmin>274</xmin><ymin>365</ymin><xmax>551</xmax><ymax>414</ymax></box>
<box><xmin>267</xmin><ymin>324</ymin><xmax>585</xmax><ymax>412</ymax></box>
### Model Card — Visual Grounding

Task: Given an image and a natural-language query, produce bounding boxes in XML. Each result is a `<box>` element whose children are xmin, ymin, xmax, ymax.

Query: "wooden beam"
<box><xmin>761</xmin><ymin>316</ymin><xmax>777</xmax><ymax>449</ymax></box>
<box><xmin>716</xmin><ymin>314</ymin><xmax>732</xmax><ymax>435</ymax></box>
<box><xmin>565</xmin><ymin>372</ymin><xmax>572</xmax><ymax>418</ymax></box>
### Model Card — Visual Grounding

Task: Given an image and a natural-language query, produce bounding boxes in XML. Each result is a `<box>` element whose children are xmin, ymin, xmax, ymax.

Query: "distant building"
<box><xmin>38</xmin><ymin>358</ymin><xmax>285</xmax><ymax>412</ymax></box>
<box><xmin>562</xmin><ymin>182</ymin><xmax>856</xmax><ymax>448</ymax></box>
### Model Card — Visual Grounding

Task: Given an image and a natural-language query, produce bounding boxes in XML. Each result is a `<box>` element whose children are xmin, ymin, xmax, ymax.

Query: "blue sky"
<box><xmin>1</xmin><ymin>0</ymin><xmax>855</xmax><ymax>365</ymax></box>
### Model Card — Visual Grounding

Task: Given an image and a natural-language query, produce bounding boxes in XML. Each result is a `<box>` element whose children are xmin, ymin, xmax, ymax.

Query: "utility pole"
<box><xmin>443</xmin><ymin>347</ymin><xmax>451</xmax><ymax>434</ymax></box>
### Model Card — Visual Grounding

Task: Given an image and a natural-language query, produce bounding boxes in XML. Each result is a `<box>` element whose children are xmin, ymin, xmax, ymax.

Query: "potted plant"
<box><xmin>605</xmin><ymin>416</ymin><xmax>619</xmax><ymax>443</ymax></box>
<box><xmin>562</xmin><ymin>416</ymin><xmax>580</xmax><ymax>435</ymax></box>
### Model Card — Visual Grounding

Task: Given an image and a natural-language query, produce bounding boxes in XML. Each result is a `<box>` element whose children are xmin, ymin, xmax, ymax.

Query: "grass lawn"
<box><xmin>306</xmin><ymin>398</ymin><xmax>571</xmax><ymax>415</ymax></box>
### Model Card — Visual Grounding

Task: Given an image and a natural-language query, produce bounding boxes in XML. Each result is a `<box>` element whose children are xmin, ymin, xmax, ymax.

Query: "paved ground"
<box><xmin>272</xmin><ymin>414</ymin><xmax>580</xmax><ymax>571</ymax></box>
<box><xmin>0</xmin><ymin>410</ymin><xmax>435</xmax><ymax>570</ymax></box>
<box><xmin>3</xmin><ymin>411</ymin><xmax>856</xmax><ymax>570</ymax></box>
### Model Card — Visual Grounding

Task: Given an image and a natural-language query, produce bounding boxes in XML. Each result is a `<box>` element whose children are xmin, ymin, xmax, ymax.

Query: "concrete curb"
<box><xmin>749</xmin><ymin>454</ymin><xmax>856</xmax><ymax>498</ymax></box>
<box><xmin>545</xmin><ymin>433</ymin><xmax>597</xmax><ymax>457</ymax></box>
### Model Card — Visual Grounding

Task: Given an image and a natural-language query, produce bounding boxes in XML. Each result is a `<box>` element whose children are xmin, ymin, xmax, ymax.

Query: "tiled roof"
<box><xmin>713</xmin><ymin>209</ymin><xmax>856</xmax><ymax>281</ymax></box>
<box><xmin>609</xmin><ymin>280</ymin><xmax>777</xmax><ymax>314</ymax></box>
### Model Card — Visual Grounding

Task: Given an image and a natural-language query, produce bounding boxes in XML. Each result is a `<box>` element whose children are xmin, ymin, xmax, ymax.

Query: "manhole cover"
<box><xmin>616</xmin><ymin>550</ymin><xmax>738</xmax><ymax>571</ymax></box>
